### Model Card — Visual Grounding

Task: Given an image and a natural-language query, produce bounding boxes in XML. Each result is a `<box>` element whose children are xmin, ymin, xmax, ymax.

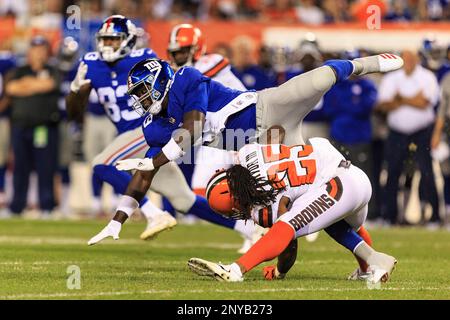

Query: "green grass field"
<box><xmin>0</xmin><ymin>218</ymin><xmax>449</xmax><ymax>300</ymax></box>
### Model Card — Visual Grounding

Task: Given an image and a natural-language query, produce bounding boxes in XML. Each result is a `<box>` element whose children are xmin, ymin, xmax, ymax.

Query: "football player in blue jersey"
<box><xmin>66</xmin><ymin>15</ymin><xmax>177</xmax><ymax>235</ymax></box>
<box><xmin>88</xmin><ymin>51</ymin><xmax>405</xmax><ymax>244</ymax></box>
<box><xmin>67</xmin><ymin>16</ymin><xmax>257</xmax><ymax>244</ymax></box>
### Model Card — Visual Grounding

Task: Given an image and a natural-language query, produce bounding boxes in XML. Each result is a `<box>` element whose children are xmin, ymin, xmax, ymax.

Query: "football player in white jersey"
<box><xmin>188</xmin><ymin>127</ymin><xmax>397</xmax><ymax>284</ymax></box>
<box><xmin>167</xmin><ymin>24</ymin><xmax>246</xmax><ymax>91</ymax></box>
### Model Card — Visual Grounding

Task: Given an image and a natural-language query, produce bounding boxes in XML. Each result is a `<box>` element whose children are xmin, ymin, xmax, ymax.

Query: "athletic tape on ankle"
<box><xmin>117</xmin><ymin>195</ymin><xmax>139</xmax><ymax>217</ymax></box>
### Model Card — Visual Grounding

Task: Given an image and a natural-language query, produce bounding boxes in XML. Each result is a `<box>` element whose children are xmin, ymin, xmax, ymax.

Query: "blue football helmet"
<box><xmin>127</xmin><ymin>58</ymin><xmax>175</xmax><ymax>116</ymax></box>
<box><xmin>96</xmin><ymin>15</ymin><xmax>137</xmax><ymax>62</ymax></box>
<box><xmin>57</xmin><ymin>36</ymin><xmax>79</xmax><ymax>72</ymax></box>
<box><xmin>420</xmin><ymin>36</ymin><xmax>445</xmax><ymax>71</ymax></box>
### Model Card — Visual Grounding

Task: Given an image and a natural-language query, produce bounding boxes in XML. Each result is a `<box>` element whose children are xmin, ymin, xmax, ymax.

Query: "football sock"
<box><xmin>92</xmin><ymin>173</ymin><xmax>103</xmax><ymax>198</ymax></box>
<box><xmin>357</xmin><ymin>226</ymin><xmax>372</xmax><ymax>246</ymax></box>
<box><xmin>238</xmin><ymin>221</ymin><xmax>294</xmax><ymax>272</ymax></box>
<box><xmin>187</xmin><ymin>195</ymin><xmax>236</xmax><ymax>229</ymax></box>
<box><xmin>323</xmin><ymin>60</ymin><xmax>354</xmax><ymax>82</ymax></box>
<box><xmin>140</xmin><ymin>198</ymin><xmax>166</xmax><ymax>220</ymax></box>
<box><xmin>230</xmin><ymin>262</ymin><xmax>243</xmax><ymax>278</ymax></box>
<box><xmin>324</xmin><ymin>220</ymin><xmax>364</xmax><ymax>252</ymax></box>
<box><xmin>162</xmin><ymin>197</ymin><xmax>176</xmax><ymax>216</ymax></box>
<box><xmin>356</xmin><ymin>226</ymin><xmax>373</xmax><ymax>272</ymax></box>
<box><xmin>353</xmin><ymin>241</ymin><xmax>377</xmax><ymax>265</ymax></box>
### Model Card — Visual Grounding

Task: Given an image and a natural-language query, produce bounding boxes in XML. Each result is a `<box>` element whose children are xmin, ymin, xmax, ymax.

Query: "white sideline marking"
<box><xmin>0</xmin><ymin>260</ymin><xmax>186</xmax><ymax>266</ymax></box>
<box><xmin>0</xmin><ymin>236</ymin><xmax>240</xmax><ymax>249</ymax></box>
<box><xmin>1</xmin><ymin>286</ymin><xmax>449</xmax><ymax>300</ymax></box>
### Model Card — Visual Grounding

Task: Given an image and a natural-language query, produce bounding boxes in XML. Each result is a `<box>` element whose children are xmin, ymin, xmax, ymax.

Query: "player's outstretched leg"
<box><xmin>256</xmin><ymin>53</ymin><xmax>403</xmax><ymax>145</ymax></box>
<box><xmin>92</xmin><ymin>164</ymin><xmax>176</xmax><ymax>239</ymax></box>
<box><xmin>352</xmin><ymin>53</ymin><xmax>404</xmax><ymax>76</ymax></box>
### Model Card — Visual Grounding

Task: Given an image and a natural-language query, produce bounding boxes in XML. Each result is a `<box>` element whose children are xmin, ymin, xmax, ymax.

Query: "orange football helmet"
<box><xmin>205</xmin><ymin>169</ymin><xmax>242</xmax><ymax>218</ymax></box>
<box><xmin>167</xmin><ymin>24</ymin><xmax>206</xmax><ymax>67</ymax></box>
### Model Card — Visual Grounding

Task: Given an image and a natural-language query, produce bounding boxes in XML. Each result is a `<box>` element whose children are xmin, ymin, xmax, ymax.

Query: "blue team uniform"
<box><xmin>231</xmin><ymin>65</ymin><xmax>277</xmax><ymax>91</ymax></box>
<box><xmin>82</xmin><ymin>48</ymin><xmax>157</xmax><ymax>134</ymax></box>
<box><xmin>141</xmin><ymin>67</ymin><xmax>257</xmax><ymax>158</ymax></box>
<box><xmin>0</xmin><ymin>52</ymin><xmax>16</xmax><ymax>117</ymax></box>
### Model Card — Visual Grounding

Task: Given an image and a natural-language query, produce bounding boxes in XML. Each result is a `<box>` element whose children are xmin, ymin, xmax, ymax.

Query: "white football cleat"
<box><xmin>188</xmin><ymin>258</ymin><xmax>243</xmax><ymax>282</ymax></box>
<box><xmin>353</xmin><ymin>53</ymin><xmax>403</xmax><ymax>75</ymax></box>
<box><xmin>140</xmin><ymin>212</ymin><xmax>177</xmax><ymax>240</ymax></box>
<box><xmin>366</xmin><ymin>253</ymin><xmax>397</xmax><ymax>284</ymax></box>
<box><xmin>88</xmin><ymin>220</ymin><xmax>121</xmax><ymax>246</ymax></box>
<box><xmin>348</xmin><ymin>268</ymin><xmax>372</xmax><ymax>281</ymax></box>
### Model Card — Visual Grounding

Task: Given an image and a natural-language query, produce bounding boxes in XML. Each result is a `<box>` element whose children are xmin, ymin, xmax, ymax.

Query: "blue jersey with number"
<box><xmin>0</xmin><ymin>52</ymin><xmax>16</xmax><ymax>118</ymax></box>
<box><xmin>82</xmin><ymin>48</ymin><xmax>157</xmax><ymax>134</ymax></box>
<box><xmin>142</xmin><ymin>67</ymin><xmax>257</xmax><ymax>158</ymax></box>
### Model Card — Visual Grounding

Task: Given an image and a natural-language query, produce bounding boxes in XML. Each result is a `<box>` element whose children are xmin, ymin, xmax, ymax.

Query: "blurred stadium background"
<box><xmin>0</xmin><ymin>0</ymin><xmax>449</xmax><ymax>227</ymax></box>
<box><xmin>0</xmin><ymin>0</ymin><xmax>449</xmax><ymax>300</ymax></box>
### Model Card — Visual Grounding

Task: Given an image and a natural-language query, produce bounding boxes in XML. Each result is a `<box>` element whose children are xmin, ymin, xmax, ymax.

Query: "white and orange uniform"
<box><xmin>194</xmin><ymin>54</ymin><xmax>247</xmax><ymax>91</ymax></box>
<box><xmin>236</xmin><ymin>138</ymin><xmax>372</xmax><ymax>238</ymax></box>
<box><xmin>191</xmin><ymin>53</ymin><xmax>246</xmax><ymax>195</ymax></box>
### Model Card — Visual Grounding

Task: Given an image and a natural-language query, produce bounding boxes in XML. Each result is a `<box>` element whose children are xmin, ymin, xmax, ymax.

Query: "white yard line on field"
<box><xmin>1</xmin><ymin>286</ymin><xmax>449</xmax><ymax>300</ymax></box>
<box><xmin>0</xmin><ymin>236</ymin><xmax>240</xmax><ymax>249</ymax></box>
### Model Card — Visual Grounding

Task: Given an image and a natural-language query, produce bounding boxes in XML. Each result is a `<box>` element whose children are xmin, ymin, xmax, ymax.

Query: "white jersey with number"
<box><xmin>194</xmin><ymin>53</ymin><xmax>247</xmax><ymax>91</ymax></box>
<box><xmin>236</xmin><ymin>138</ymin><xmax>345</xmax><ymax>227</ymax></box>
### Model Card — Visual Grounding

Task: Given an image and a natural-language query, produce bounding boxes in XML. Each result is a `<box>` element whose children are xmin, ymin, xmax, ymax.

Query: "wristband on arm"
<box><xmin>162</xmin><ymin>138</ymin><xmax>186</xmax><ymax>161</ymax></box>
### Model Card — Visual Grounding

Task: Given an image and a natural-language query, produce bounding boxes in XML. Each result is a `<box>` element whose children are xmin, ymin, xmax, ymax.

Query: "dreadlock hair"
<box><xmin>226</xmin><ymin>165</ymin><xmax>286</xmax><ymax>218</ymax></box>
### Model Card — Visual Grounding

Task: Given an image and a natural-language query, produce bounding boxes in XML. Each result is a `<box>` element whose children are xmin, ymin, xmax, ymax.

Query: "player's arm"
<box><xmin>398</xmin><ymin>91</ymin><xmax>430</xmax><ymax>110</ymax></box>
<box><xmin>118</xmin><ymin>109</ymin><xmax>206</xmax><ymax>173</ymax></box>
<box><xmin>66</xmin><ymin>84</ymin><xmax>91</xmax><ymax>122</ymax></box>
<box><xmin>66</xmin><ymin>61</ymin><xmax>92</xmax><ymax>122</ymax></box>
<box><xmin>263</xmin><ymin>195</ymin><xmax>297</xmax><ymax>280</ymax></box>
<box><xmin>377</xmin><ymin>94</ymin><xmax>402</xmax><ymax>112</ymax></box>
<box><xmin>152</xmin><ymin>110</ymin><xmax>205</xmax><ymax>169</ymax></box>
<box><xmin>112</xmin><ymin>168</ymin><xmax>159</xmax><ymax>223</ymax></box>
<box><xmin>87</xmin><ymin>168</ymin><xmax>159</xmax><ymax>246</ymax></box>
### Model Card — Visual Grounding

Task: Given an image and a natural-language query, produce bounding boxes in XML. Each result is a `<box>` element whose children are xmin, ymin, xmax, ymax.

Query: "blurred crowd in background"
<box><xmin>0</xmin><ymin>0</ymin><xmax>449</xmax><ymax>230</ymax></box>
<box><xmin>1</xmin><ymin>0</ymin><xmax>449</xmax><ymax>23</ymax></box>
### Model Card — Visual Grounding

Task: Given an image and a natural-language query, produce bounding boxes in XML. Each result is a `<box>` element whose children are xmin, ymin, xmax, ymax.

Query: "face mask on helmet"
<box><xmin>128</xmin><ymin>59</ymin><xmax>174</xmax><ymax>116</ymax></box>
<box><xmin>96</xmin><ymin>16</ymin><xmax>137</xmax><ymax>62</ymax></box>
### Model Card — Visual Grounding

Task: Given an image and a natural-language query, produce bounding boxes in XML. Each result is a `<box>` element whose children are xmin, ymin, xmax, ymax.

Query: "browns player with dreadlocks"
<box><xmin>188</xmin><ymin>126</ymin><xmax>394</xmax><ymax>284</ymax></box>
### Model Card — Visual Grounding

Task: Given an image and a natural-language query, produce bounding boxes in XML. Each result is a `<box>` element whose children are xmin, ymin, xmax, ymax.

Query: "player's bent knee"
<box><xmin>311</xmin><ymin>66</ymin><xmax>338</xmax><ymax>92</ymax></box>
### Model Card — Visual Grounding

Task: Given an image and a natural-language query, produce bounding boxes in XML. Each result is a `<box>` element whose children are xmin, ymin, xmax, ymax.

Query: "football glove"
<box><xmin>263</xmin><ymin>265</ymin><xmax>286</xmax><ymax>280</ymax></box>
<box><xmin>70</xmin><ymin>61</ymin><xmax>91</xmax><ymax>92</ymax></box>
<box><xmin>88</xmin><ymin>220</ymin><xmax>121</xmax><ymax>245</ymax></box>
<box><xmin>115</xmin><ymin>158</ymin><xmax>154</xmax><ymax>171</ymax></box>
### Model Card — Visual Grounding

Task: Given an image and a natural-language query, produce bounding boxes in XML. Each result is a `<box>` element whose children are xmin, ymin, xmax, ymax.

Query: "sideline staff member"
<box><xmin>5</xmin><ymin>36</ymin><xmax>60</xmax><ymax>216</ymax></box>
